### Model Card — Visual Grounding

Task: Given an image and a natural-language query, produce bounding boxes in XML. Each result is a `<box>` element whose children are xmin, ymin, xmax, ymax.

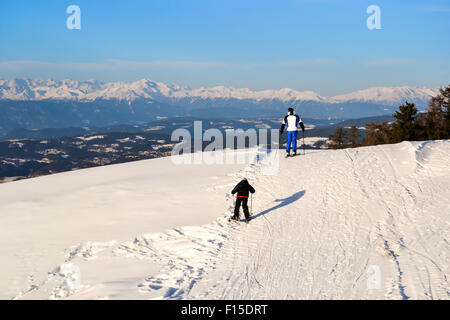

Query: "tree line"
<box><xmin>328</xmin><ymin>85</ymin><xmax>450</xmax><ymax>149</ymax></box>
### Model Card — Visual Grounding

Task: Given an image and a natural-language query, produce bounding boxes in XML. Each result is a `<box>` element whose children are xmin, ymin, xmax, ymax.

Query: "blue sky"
<box><xmin>0</xmin><ymin>0</ymin><xmax>449</xmax><ymax>96</ymax></box>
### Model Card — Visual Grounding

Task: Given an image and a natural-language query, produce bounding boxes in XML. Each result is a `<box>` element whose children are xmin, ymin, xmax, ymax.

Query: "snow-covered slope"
<box><xmin>0</xmin><ymin>78</ymin><xmax>436</xmax><ymax>106</ymax></box>
<box><xmin>1</xmin><ymin>141</ymin><xmax>449</xmax><ymax>300</ymax></box>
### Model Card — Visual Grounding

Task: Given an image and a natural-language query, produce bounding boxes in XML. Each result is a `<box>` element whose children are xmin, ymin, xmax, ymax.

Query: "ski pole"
<box><xmin>303</xmin><ymin>130</ymin><xmax>306</xmax><ymax>155</ymax></box>
<box><xmin>250</xmin><ymin>193</ymin><xmax>253</xmax><ymax>216</ymax></box>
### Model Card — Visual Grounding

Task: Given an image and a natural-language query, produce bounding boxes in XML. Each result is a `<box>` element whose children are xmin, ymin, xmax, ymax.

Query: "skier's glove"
<box><xmin>300</xmin><ymin>122</ymin><xmax>305</xmax><ymax>132</ymax></box>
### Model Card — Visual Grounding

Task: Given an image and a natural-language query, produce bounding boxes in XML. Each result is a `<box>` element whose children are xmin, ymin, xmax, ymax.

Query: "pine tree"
<box><xmin>424</xmin><ymin>102</ymin><xmax>444</xmax><ymax>140</ymax></box>
<box><xmin>392</xmin><ymin>102</ymin><xmax>420</xmax><ymax>143</ymax></box>
<box><xmin>328</xmin><ymin>127</ymin><xmax>346</xmax><ymax>149</ymax></box>
<box><xmin>347</xmin><ymin>125</ymin><xmax>360</xmax><ymax>148</ymax></box>
<box><xmin>426</xmin><ymin>85</ymin><xmax>450</xmax><ymax>139</ymax></box>
<box><xmin>362</xmin><ymin>122</ymin><xmax>393</xmax><ymax>146</ymax></box>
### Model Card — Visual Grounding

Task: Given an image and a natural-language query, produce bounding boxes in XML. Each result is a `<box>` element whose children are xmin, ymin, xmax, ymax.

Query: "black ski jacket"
<box><xmin>231</xmin><ymin>179</ymin><xmax>255</xmax><ymax>198</ymax></box>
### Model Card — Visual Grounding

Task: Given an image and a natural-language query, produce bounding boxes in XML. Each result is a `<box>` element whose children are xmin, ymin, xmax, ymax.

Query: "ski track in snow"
<box><xmin>9</xmin><ymin>141</ymin><xmax>450</xmax><ymax>300</ymax></box>
<box><xmin>186</xmin><ymin>140</ymin><xmax>449</xmax><ymax>300</ymax></box>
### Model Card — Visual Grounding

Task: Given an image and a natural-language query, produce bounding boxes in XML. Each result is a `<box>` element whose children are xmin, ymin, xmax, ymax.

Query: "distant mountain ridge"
<box><xmin>0</xmin><ymin>78</ymin><xmax>439</xmax><ymax>137</ymax></box>
<box><xmin>328</xmin><ymin>86</ymin><xmax>437</xmax><ymax>106</ymax></box>
<box><xmin>0</xmin><ymin>78</ymin><xmax>437</xmax><ymax>107</ymax></box>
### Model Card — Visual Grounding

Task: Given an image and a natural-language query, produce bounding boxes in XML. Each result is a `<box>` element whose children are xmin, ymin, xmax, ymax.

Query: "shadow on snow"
<box><xmin>251</xmin><ymin>190</ymin><xmax>306</xmax><ymax>220</ymax></box>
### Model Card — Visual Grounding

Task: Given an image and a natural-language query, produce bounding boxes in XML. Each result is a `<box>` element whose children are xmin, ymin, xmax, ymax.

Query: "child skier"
<box><xmin>280</xmin><ymin>107</ymin><xmax>305</xmax><ymax>157</ymax></box>
<box><xmin>230</xmin><ymin>178</ymin><xmax>255</xmax><ymax>223</ymax></box>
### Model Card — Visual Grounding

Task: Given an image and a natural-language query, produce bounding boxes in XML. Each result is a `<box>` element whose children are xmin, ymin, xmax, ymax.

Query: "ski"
<box><xmin>228</xmin><ymin>217</ymin><xmax>251</xmax><ymax>224</ymax></box>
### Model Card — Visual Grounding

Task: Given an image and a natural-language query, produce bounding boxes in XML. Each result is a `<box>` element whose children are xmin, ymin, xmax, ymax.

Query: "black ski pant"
<box><xmin>234</xmin><ymin>197</ymin><xmax>250</xmax><ymax>220</ymax></box>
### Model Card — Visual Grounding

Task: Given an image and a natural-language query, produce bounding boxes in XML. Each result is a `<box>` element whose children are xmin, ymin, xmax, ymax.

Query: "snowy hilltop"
<box><xmin>0</xmin><ymin>78</ymin><xmax>437</xmax><ymax>106</ymax></box>
<box><xmin>1</xmin><ymin>140</ymin><xmax>449</xmax><ymax>299</ymax></box>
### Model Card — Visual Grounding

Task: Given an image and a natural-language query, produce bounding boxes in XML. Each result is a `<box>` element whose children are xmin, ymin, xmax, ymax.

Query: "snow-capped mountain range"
<box><xmin>0</xmin><ymin>78</ymin><xmax>440</xmax><ymax>137</ymax></box>
<box><xmin>0</xmin><ymin>78</ymin><xmax>437</xmax><ymax>106</ymax></box>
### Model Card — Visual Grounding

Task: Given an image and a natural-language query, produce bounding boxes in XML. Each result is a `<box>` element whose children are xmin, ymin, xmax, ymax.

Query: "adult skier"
<box><xmin>280</xmin><ymin>107</ymin><xmax>305</xmax><ymax>157</ymax></box>
<box><xmin>230</xmin><ymin>178</ymin><xmax>255</xmax><ymax>223</ymax></box>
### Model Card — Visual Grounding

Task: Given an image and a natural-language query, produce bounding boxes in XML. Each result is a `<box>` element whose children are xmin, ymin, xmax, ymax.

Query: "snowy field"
<box><xmin>0</xmin><ymin>141</ymin><xmax>449</xmax><ymax>300</ymax></box>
